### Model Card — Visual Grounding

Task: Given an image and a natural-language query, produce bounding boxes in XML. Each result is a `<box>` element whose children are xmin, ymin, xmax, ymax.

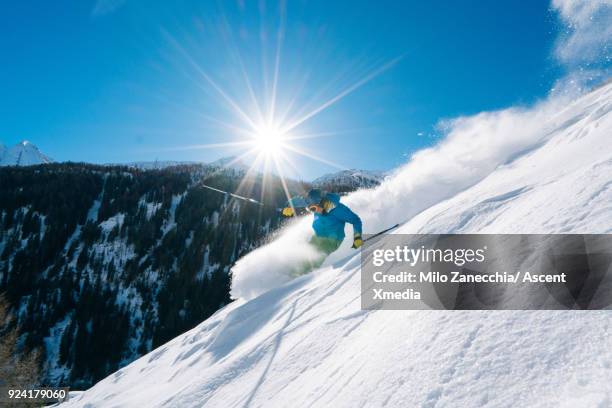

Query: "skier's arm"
<box><xmin>334</xmin><ymin>203</ymin><xmax>362</xmax><ymax>236</ymax></box>
<box><xmin>282</xmin><ymin>196</ymin><xmax>309</xmax><ymax>217</ymax></box>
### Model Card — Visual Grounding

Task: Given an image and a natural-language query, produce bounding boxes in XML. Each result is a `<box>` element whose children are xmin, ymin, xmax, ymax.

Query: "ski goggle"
<box><xmin>307</xmin><ymin>204</ymin><xmax>323</xmax><ymax>213</ymax></box>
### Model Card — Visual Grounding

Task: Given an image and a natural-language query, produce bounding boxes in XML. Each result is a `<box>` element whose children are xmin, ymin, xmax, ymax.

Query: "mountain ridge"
<box><xmin>311</xmin><ymin>169</ymin><xmax>385</xmax><ymax>192</ymax></box>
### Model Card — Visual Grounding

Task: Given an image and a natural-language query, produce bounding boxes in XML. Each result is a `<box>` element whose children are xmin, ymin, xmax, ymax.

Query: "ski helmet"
<box><xmin>307</xmin><ymin>188</ymin><xmax>322</xmax><ymax>205</ymax></box>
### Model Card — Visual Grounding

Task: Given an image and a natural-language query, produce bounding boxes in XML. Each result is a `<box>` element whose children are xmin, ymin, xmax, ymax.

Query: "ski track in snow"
<box><xmin>61</xmin><ymin>83</ymin><xmax>612</xmax><ymax>408</ymax></box>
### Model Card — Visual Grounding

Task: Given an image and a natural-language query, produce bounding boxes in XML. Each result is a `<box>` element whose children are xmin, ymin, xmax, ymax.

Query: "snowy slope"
<box><xmin>0</xmin><ymin>140</ymin><xmax>53</xmax><ymax>166</ymax></box>
<box><xmin>62</xmin><ymin>83</ymin><xmax>612</xmax><ymax>407</ymax></box>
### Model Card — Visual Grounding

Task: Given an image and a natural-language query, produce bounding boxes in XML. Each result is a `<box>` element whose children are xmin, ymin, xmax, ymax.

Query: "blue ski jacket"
<box><xmin>312</xmin><ymin>193</ymin><xmax>362</xmax><ymax>241</ymax></box>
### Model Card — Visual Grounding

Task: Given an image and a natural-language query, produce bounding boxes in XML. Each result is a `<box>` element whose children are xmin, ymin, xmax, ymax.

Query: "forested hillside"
<box><xmin>0</xmin><ymin>163</ymin><xmax>293</xmax><ymax>388</ymax></box>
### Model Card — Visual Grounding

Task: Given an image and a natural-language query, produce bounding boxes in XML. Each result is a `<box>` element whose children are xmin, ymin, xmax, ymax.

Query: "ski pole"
<box><xmin>199</xmin><ymin>182</ymin><xmax>315</xmax><ymax>220</ymax></box>
<box><xmin>200</xmin><ymin>183</ymin><xmax>265</xmax><ymax>206</ymax></box>
<box><xmin>364</xmin><ymin>224</ymin><xmax>400</xmax><ymax>242</ymax></box>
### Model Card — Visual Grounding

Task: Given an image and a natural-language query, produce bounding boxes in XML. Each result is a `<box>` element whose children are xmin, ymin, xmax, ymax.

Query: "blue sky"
<box><xmin>0</xmin><ymin>1</ymin><xmax>569</xmax><ymax>179</ymax></box>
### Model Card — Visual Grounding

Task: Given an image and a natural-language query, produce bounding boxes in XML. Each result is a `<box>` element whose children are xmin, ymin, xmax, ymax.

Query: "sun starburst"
<box><xmin>156</xmin><ymin>3</ymin><xmax>401</xmax><ymax>207</ymax></box>
<box><xmin>251</xmin><ymin>123</ymin><xmax>287</xmax><ymax>155</ymax></box>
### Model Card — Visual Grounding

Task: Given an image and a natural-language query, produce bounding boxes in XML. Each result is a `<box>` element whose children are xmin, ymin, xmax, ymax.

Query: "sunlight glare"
<box><xmin>159</xmin><ymin>5</ymin><xmax>399</xmax><ymax>206</ymax></box>
<box><xmin>253</xmin><ymin>124</ymin><xmax>286</xmax><ymax>155</ymax></box>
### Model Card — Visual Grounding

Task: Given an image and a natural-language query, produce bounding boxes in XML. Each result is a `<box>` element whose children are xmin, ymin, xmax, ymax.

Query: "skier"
<box><xmin>283</xmin><ymin>188</ymin><xmax>363</xmax><ymax>258</ymax></box>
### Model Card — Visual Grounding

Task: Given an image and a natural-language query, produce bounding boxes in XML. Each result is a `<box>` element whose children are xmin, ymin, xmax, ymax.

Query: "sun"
<box><xmin>160</xmin><ymin>8</ymin><xmax>400</xmax><ymax>208</ymax></box>
<box><xmin>253</xmin><ymin>124</ymin><xmax>286</xmax><ymax>155</ymax></box>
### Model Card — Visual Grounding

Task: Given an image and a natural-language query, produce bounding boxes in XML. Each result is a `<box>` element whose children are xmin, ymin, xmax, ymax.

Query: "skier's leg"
<box><xmin>292</xmin><ymin>237</ymin><xmax>342</xmax><ymax>276</ymax></box>
<box><xmin>310</xmin><ymin>236</ymin><xmax>342</xmax><ymax>254</ymax></box>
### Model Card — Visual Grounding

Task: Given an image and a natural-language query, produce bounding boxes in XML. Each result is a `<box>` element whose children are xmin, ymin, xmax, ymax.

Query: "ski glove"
<box><xmin>282</xmin><ymin>207</ymin><xmax>295</xmax><ymax>217</ymax></box>
<box><xmin>352</xmin><ymin>234</ymin><xmax>363</xmax><ymax>249</ymax></box>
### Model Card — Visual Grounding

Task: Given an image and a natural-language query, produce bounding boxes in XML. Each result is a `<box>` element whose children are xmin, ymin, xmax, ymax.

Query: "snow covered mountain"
<box><xmin>312</xmin><ymin>169</ymin><xmax>385</xmax><ymax>192</ymax></box>
<box><xmin>0</xmin><ymin>140</ymin><xmax>53</xmax><ymax>166</ymax></box>
<box><xmin>63</xmin><ymin>82</ymin><xmax>612</xmax><ymax>407</ymax></box>
<box><xmin>121</xmin><ymin>156</ymin><xmax>251</xmax><ymax>173</ymax></box>
<box><xmin>208</xmin><ymin>156</ymin><xmax>251</xmax><ymax>172</ymax></box>
<box><xmin>121</xmin><ymin>160</ymin><xmax>199</xmax><ymax>170</ymax></box>
<box><xmin>108</xmin><ymin>157</ymin><xmax>249</xmax><ymax>171</ymax></box>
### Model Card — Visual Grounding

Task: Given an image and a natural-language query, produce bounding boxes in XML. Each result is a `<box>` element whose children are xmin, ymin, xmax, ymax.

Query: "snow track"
<box><xmin>63</xmin><ymin>83</ymin><xmax>612</xmax><ymax>407</ymax></box>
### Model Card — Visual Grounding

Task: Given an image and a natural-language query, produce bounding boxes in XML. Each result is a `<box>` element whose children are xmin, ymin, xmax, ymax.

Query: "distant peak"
<box><xmin>0</xmin><ymin>140</ymin><xmax>52</xmax><ymax>166</ymax></box>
